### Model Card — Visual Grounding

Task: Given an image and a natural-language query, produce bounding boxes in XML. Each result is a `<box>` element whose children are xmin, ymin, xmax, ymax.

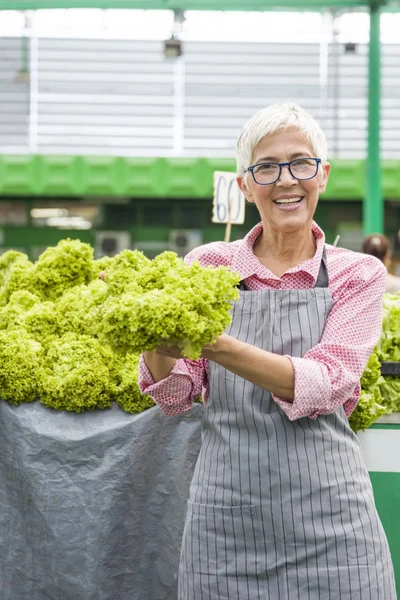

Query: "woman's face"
<box><xmin>238</xmin><ymin>127</ymin><xmax>330</xmax><ymax>235</ymax></box>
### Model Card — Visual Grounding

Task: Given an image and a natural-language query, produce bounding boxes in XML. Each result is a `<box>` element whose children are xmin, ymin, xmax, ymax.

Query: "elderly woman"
<box><xmin>139</xmin><ymin>103</ymin><xmax>396</xmax><ymax>599</ymax></box>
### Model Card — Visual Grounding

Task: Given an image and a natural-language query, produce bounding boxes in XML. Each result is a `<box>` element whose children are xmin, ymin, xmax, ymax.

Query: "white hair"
<box><xmin>235</xmin><ymin>103</ymin><xmax>328</xmax><ymax>178</ymax></box>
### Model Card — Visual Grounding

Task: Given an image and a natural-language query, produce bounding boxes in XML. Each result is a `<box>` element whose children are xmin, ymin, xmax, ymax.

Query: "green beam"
<box><xmin>0</xmin><ymin>0</ymin><xmax>397</xmax><ymax>12</ymax></box>
<box><xmin>364</xmin><ymin>1</ymin><xmax>382</xmax><ymax>235</ymax></box>
<box><xmin>2</xmin><ymin>155</ymin><xmax>400</xmax><ymax>199</ymax></box>
<box><xmin>0</xmin><ymin>0</ymin><xmax>379</xmax><ymax>10</ymax></box>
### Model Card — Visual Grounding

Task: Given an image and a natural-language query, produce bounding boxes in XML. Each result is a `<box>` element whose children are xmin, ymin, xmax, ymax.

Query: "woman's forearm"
<box><xmin>142</xmin><ymin>351</ymin><xmax>178</xmax><ymax>383</ymax></box>
<box><xmin>203</xmin><ymin>334</ymin><xmax>295</xmax><ymax>401</ymax></box>
<box><xmin>143</xmin><ymin>333</ymin><xmax>295</xmax><ymax>400</ymax></box>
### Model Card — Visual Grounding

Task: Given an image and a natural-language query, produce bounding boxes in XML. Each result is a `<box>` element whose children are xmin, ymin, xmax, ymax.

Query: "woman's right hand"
<box><xmin>142</xmin><ymin>349</ymin><xmax>179</xmax><ymax>383</ymax></box>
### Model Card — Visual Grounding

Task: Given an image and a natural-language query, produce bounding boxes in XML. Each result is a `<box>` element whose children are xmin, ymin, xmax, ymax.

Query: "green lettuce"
<box><xmin>349</xmin><ymin>350</ymin><xmax>386</xmax><ymax>432</ymax></box>
<box><xmin>350</xmin><ymin>293</ymin><xmax>400</xmax><ymax>432</ymax></box>
<box><xmin>100</xmin><ymin>251</ymin><xmax>240</xmax><ymax>360</ymax></box>
<box><xmin>0</xmin><ymin>252</ymin><xmax>35</xmax><ymax>306</ymax></box>
<box><xmin>360</xmin><ymin>350</ymin><xmax>382</xmax><ymax>390</ymax></box>
<box><xmin>379</xmin><ymin>377</ymin><xmax>400</xmax><ymax>414</ymax></box>
<box><xmin>111</xmin><ymin>352</ymin><xmax>155</xmax><ymax>414</ymax></box>
<box><xmin>377</xmin><ymin>293</ymin><xmax>400</xmax><ymax>362</ymax></box>
<box><xmin>39</xmin><ymin>333</ymin><xmax>115</xmax><ymax>413</ymax></box>
<box><xmin>0</xmin><ymin>240</ymin><xmax>240</xmax><ymax>412</ymax></box>
<box><xmin>56</xmin><ymin>279</ymin><xmax>108</xmax><ymax>337</ymax></box>
<box><xmin>0</xmin><ymin>329</ymin><xmax>43</xmax><ymax>404</ymax></box>
<box><xmin>32</xmin><ymin>238</ymin><xmax>94</xmax><ymax>301</ymax></box>
<box><xmin>349</xmin><ymin>387</ymin><xmax>387</xmax><ymax>433</ymax></box>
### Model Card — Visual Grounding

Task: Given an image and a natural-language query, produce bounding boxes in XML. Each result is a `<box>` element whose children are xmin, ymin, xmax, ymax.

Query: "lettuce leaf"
<box><xmin>349</xmin><ymin>387</ymin><xmax>387</xmax><ymax>433</ymax></box>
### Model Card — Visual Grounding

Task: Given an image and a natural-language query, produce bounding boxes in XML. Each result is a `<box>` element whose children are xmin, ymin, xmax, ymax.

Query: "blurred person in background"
<box><xmin>139</xmin><ymin>103</ymin><xmax>396</xmax><ymax>599</ymax></box>
<box><xmin>362</xmin><ymin>233</ymin><xmax>400</xmax><ymax>294</ymax></box>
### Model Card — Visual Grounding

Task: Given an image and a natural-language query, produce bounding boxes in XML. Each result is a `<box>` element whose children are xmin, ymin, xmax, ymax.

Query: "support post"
<box><xmin>364</xmin><ymin>1</ymin><xmax>382</xmax><ymax>235</ymax></box>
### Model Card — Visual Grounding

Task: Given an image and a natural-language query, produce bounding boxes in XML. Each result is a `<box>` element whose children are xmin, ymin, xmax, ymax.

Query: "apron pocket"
<box><xmin>182</xmin><ymin>501</ymin><xmax>265</xmax><ymax>579</ymax></box>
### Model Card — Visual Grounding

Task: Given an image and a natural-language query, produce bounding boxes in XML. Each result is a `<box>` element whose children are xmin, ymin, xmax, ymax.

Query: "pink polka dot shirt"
<box><xmin>138</xmin><ymin>221</ymin><xmax>386</xmax><ymax>421</ymax></box>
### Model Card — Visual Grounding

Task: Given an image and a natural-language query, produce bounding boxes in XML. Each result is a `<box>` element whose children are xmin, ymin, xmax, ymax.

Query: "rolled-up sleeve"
<box><xmin>273</xmin><ymin>259</ymin><xmax>386</xmax><ymax>420</ymax></box>
<box><xmin>138</xmin><ymin>355</ymin><xmax>208</xmax><ymax>416</ymax></box>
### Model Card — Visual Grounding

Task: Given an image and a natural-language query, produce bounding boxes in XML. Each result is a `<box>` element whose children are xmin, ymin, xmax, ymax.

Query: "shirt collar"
<box><xmin>231</xmin><ymin>221</ymin><xmax>325</xmax><ymax>282</ymax></box>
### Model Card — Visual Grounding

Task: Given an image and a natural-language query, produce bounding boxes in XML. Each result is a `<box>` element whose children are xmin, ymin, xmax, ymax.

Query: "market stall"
<box><xmin>1</xmin><ymin>240</ymin><xmax>399</xmax><ymax>597</ymax></box>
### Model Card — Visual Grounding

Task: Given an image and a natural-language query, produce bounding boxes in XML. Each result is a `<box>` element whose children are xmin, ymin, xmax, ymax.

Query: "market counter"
<box><xmin>358</xmin><ymin>412</ymin><xmax>400</xmax><ymax>597</ymax></box>
<box><xmin>0</xmin><ymin>402</ymin><xmax>203</xmax><ymax>600</ymax></box>
<box><xmin>0</xmin><ymin>401</ymin><xmax>398</xmax><ymax>599</ymax></box>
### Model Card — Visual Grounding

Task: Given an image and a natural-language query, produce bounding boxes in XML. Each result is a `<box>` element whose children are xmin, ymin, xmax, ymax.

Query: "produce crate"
<box><xmin>358</xmin><ymin>412</ymin><xmax>400</xmax><ymax>597</ymax></box>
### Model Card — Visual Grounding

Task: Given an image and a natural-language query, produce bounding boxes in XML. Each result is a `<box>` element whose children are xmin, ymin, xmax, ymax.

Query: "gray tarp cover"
<box><xmin>0</xmin><ymin>401</ymin><xmax>203</xmax><ymax>600</ymax></box>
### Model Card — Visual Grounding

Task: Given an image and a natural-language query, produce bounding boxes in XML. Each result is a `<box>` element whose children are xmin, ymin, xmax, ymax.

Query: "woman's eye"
<box><xmin>256</xmin><ymin>164</ymin><xmax>275</xmax><ymax>173</ymax></box>
<box><xmin>293</xmin><ymin>159</ymin><xmax>313</xmax><ymax>166</ymax></box>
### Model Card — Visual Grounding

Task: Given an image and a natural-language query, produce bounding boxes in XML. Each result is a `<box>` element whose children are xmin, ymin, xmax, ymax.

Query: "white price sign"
<box><xmin>212</xmin><ymin>171</ymin><xmax>246</xmax><ymax>225</ymax></box>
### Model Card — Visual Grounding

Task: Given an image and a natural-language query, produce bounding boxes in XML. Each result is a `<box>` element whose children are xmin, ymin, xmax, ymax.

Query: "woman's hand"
<box><xmin>143</xmin><ymin>337</ymin><xmax>222</xmax><ymax>383</ymax></box>
<box><xmin>201</xmin><ymin>334</ymin><xmax>227</xmax><ymax>359</ymax></box>
<box><xmin>154</xmin><ymin>337</ymin><xmax>223</xmax><ymax>360</ymax></box>
<box><xmin>142</xmin><ymin>349</ymin><xmax>179</xmax><ymax>383</ymax></box>
<box><xmin>154</xmin><ymin>343</ymin><xmax>184</xmax><ymax>359</ymax></box>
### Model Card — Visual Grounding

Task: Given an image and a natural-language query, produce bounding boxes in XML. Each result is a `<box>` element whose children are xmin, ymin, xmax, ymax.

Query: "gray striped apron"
<box><xmin>178</xmin><ymin>251</ymin><xmax>396</xmax><ymax>600</ymax></box>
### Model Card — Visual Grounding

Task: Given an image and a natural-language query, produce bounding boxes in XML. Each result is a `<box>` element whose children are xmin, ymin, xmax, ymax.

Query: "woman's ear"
<box><xmin>237</xmin><ymin>175</ymin><xmax>254</xmax><ymax>203</ymax></box>
<box><xmin>319</xmin><ymin>162</ymin><xmax>331</xmax><ymax>194</ymax></box>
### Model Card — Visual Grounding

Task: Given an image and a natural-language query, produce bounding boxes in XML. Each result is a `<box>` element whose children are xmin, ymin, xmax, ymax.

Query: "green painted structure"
<box><xmin>366</xmin><ymin>2</ymin><xmax>382</xmax><ymax>236</ymax></box>
<box><xmin>1</xmin><ymin>155</ymin><xmax>400</xmax><ymax>264</ymax></box>
<box><xmin>359</xmin><ymin>419</ymin><xmax>400</xmax><ymax>596</ymax></box>
<box><xmin>0</xmin><ymin>0</ymin><xmax>384</xmax><ymax>10</ymax></box>
<box><xmin>1</xmin><ymin>155</ymin><xmax>400</xmax><ymax>200</ymax></box>
<box><xmin>371</xmin><ymin>469</ymin><xmax>400</xmax><ymax>597</ymax></box>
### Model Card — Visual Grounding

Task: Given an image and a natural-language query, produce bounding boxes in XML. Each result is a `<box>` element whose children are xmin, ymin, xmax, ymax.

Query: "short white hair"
<box><xmin>235</xmin><ymin>103</ymin><xmax>328</xmax><ymax>177</ymax></box>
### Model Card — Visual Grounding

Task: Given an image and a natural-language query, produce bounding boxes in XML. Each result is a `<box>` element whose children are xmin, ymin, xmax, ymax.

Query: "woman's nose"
<box><xmin>276</xmin><ymin>165</ymin><xmax>297</xmax><ymax>185</ymax></box>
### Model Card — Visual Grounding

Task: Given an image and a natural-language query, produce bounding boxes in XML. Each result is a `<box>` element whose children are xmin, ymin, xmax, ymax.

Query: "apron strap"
<box><xmin>237</xmin><ymin>246</ymin><xmax>329</xmax><ymax>291</ymax></box>
<box><xmin>314</xmin><ymin>246</ymin><xmax>329</xmax><ymax>288</ymax></box>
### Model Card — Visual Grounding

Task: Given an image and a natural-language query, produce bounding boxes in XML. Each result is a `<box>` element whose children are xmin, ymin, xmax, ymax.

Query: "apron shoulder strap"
<box><xmin>314</xmin><ymin>246</ymin><xmax>329</xmax><ymax>288</ymax></box>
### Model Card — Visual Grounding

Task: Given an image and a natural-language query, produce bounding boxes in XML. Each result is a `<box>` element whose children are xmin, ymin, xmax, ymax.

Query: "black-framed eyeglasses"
<box><xmin>247</xmin><ymin>157</ymin><xmax>321</xmax><ymax>186</ymax></box>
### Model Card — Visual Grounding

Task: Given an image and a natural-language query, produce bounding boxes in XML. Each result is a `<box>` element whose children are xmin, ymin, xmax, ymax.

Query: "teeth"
<box><xmin>275</xmin><ymin>197</ymin><xmax>302</xmax><ymax>204</ymax></box>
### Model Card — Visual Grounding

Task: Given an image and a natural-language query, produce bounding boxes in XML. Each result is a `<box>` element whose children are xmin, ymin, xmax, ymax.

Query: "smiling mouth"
<box><xmin>273</xmin><ymin>197</ymin><xmax>303</xmax><ymax>206</ymax></box>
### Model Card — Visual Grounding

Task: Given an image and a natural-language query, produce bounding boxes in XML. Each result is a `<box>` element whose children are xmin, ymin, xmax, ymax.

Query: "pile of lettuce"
<box><xmin>100</xmin><ymin>249</ymin><xmax>240</xmax><ymax>359</ymax></box>
<box><xmin>0</xmin><ymin>240</ymin><xmax>239</xmax><ymax>413</ymax></box>
<box><xmin>349</xmin><ymin>293</ymin><xmax>400</xmax><ymax>432</ymax></box>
